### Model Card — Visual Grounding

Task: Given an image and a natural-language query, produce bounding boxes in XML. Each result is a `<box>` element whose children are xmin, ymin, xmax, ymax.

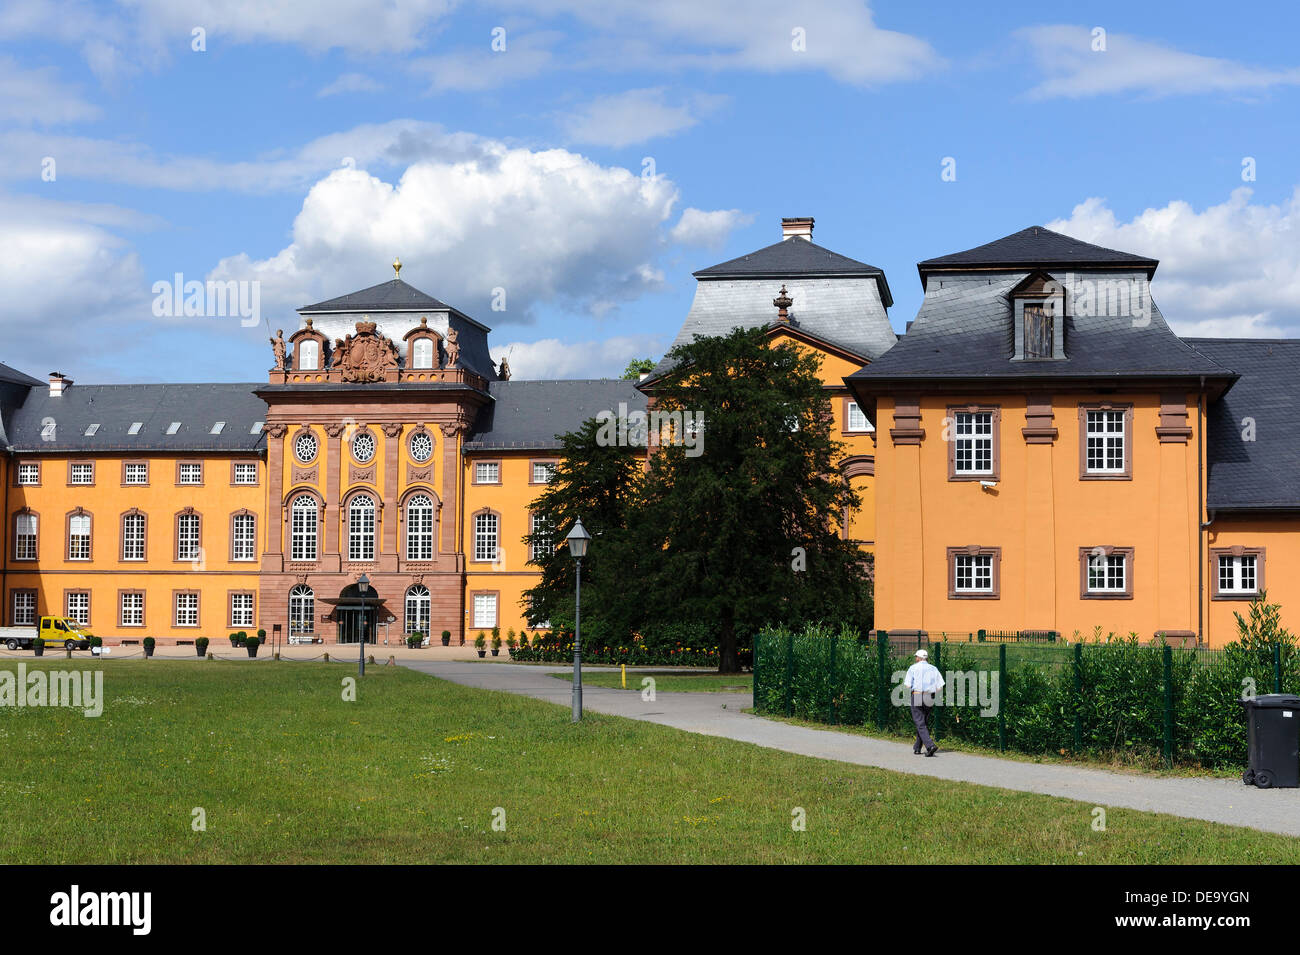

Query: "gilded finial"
<box><xmin>393</xmin><ymin>257</ymin><xmax>402</xmax><ymax>279</ymax></box>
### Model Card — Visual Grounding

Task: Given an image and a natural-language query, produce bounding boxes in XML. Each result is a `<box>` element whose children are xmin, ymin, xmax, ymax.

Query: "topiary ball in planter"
<box><xmin>246</xmin><ymin>636</ymin><xmax>260</xmax><ymax>658</ymax></box>
<box><xmin>143</xmin><ymin>636</ymin><xmax>155</xmax><ymax>658</ymax></box>
<box><xmin>441</xmin><ymin>630</ymin><xmax>451</xmax><ymax>646</ymax></box>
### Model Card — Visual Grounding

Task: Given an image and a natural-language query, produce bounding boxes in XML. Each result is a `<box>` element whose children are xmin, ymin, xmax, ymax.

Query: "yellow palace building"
<box><xmin>4</xmin><ymin>217</ymin><xmax>1284</xmax><ymax>649</ymax></box>
<box><xmin>0</xmin><ymin>218</ymin><xmax>888</xmax><ymax>646</ymax></box>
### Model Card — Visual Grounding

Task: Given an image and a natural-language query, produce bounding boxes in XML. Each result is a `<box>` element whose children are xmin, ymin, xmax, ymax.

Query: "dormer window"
<box><xmin>412</xmin><ymin>338</ymin><xmax>434</xmax><ymax>369</ymax></box>
<box><xmin>1011</xmin><ymin>271</ymin><xmax>1065</xmax><ymax>361</ymax></box>
<box><xmin>299</xmin><ymin>339</ymin><xmax>320</xmax><ymax>370</ymax></box>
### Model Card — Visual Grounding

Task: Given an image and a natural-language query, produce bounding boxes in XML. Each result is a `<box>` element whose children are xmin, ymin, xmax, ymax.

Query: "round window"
<box><xmin>353</xmin><ymin>432</ymin><xmax>375</xmax><ymax>463</ymax></box>
<box><xmin>410</xmin><ymin>432</ymin><xmax>433</xmax><ymax>463</ymax></box>
<box><xmin>294</xmin><ymin>432</ymin><xmax>318</xmax><ymax>463</ymax></box>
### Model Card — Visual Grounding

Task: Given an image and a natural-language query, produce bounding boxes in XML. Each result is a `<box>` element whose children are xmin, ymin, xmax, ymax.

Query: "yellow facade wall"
<box><xmin>873</xmin><ymin>391</ymin><xmax>1205</xmax><ymax>642</ymax></box>
<box><xmin>3</xmin><ymin>453</ymin><xmax>263</xmax><ymax>638</ymax></box>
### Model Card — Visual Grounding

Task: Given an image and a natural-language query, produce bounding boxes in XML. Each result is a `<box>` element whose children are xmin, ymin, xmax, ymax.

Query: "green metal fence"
<box><xmin>752</xmin><ymin>625</ymin><xmax>1293</xmax><ymax>769</ymax></box>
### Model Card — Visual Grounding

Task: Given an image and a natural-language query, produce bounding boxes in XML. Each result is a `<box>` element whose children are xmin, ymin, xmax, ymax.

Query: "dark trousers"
<box><xmin>910</xmin><ymin>695</ymin><xmax>935</xmax><ymax>752</ymax></box>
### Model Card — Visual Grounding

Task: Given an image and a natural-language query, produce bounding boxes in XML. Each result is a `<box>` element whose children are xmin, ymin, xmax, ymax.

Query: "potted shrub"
<box><xmin>490</xmin><ymin>631</ymin><xmax>502</xmax><ymax>657</ymax></box>
<box><xmin>474</xmin><ymin>632</ymin><xmax>487</xmax><ymax>658</ymax></box>
<box><xmin>246</xmin><ymin>633</ymin><xmax>260</xmax><ymax>658</ymax></box>
<box><xmin>406</xmin><ymin>631</ymin><xmax>423</xmax><ymax>649</ymax></box>
<box><xmin>229</xmin><ymin>631</ymin><xmax>240</xmax><ymax>647</ymax></box>
<box><xmin>441</xmin><ymin>629</ymin><xmax>451</xmax><ymax>647</ymax></box>
<box><xmin>143</xmin><ymin>636</ymin><xmax>155</xmax><ymax>658</ymax></box>
<box><xmin>257</xmin><ymin>628</ymin><xmax>266</xmax><ymax>646</ymax></box>
<box><xmin>506</xmin><ymin>629</ymin><xmax>517</xmax><ymax>655</ymax></box>
<box><xmin>32</xmin><ymin>636</ymin><xmax>44</xmax><ymax>657</ymax></box>
<box><xmin>195</xmin><ymin>636</ymin><xmax>209</xmax><ymax>658</ymax></box>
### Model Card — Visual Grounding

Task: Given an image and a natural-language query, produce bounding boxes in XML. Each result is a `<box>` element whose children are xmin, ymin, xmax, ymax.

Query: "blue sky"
<box><xmin>4</xmin><ymin>0</ymin><xmax>1300</xmax><ymax>382</ymax></box>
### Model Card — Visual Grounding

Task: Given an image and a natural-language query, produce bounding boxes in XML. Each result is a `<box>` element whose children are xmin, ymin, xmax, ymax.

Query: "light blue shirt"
<box><xmin>904</xmin><ymin>661</ymin><xmax>945</xmax><ymax>695</ymax></box>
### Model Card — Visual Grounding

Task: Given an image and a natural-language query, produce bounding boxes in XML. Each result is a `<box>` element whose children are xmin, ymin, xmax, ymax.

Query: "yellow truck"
<box><xmin>0</xmin><ymin>616</ymin><xmax>94</xmax><ymax>651</ymax></box>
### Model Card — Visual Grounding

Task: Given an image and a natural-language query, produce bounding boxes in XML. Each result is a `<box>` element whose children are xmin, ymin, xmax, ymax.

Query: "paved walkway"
<box><xmin>401</xmin><ymin>660</ymin><xmax>1300</xmax><ymax>838</ymax></box>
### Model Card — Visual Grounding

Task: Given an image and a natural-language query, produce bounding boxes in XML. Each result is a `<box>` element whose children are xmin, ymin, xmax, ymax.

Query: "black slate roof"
<box><xmin>0</xmin><ymin>362</ymin><xmax>42</xmax><ymax>387</ymax></box>
<box><xmin>465</xmin><ymin>379</ymin><xmax>647</xmax><ymax>451</ymax></box>
<box><xmin>1187</xmin><ymin>338</ymin><xmax>1300</xmax><ymax>510</ymax></box>
<box><xmin>847</xmin><ymin>271</ymin><xmax>1232</xmax><ymax>391</ymax></box>
<box><xmin>919</xmin><ymin>226</ymin><xmax>1158</xmax><ymax>286</ymax></box>
<box><xmin>695</xmin><ymin>239</ymin><xmax>893</xmax><ymax>307</ymax></box>
<box><xmin>301</xmin><ymin>279</ymin><xmax>452</xmax><ymax>313</ymax></box>
<box><xmin>8</xmin><ymin>383</ymin><xmax>267</xmax><ymax>453</ymax></box>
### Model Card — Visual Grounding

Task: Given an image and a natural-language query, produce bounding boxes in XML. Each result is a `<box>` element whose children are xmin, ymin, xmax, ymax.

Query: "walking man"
<box><xmin>904</xmin><ymin>648</ymin><xmax>944</xmax><ymax>756</ymax></box>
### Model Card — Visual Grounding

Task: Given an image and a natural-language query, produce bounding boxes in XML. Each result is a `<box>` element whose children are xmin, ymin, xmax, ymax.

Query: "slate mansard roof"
<box><xmin>1187</xmin><ymin>338</ymin><xmax>1300</xmax><ymax>511</ymax></box>
<box><xmin>6</xmin><ymin>383</ymin><xmax>268</xmax><ymax>453</ymax></box>
<box><xmin>465</xmin><ymin>379</ymin><xmax>648</xmax><ymax>451</ymax></box>
<box><xmin>301</xmin><ymin>278</ymin><xmax>454</xmax><ymax>314</ymax></box>
<box><xmin>849</xmin><ymin>226</ymin><xmax>1233</xmax><ymax>396</ymax></box>
<box><xmin>695</xmin><ymin>238</ymin><xmax>894</xmax><ymax>307</ymax></box>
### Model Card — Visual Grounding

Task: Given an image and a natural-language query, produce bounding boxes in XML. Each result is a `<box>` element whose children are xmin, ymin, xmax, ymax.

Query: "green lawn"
<box><xmin>551</xmin><ymin>670</ymin><xmax>753</xmax><ymax>692</ymax></box>
<box><xmin>1</xmin><ymin>660</ymin><xmax>1295</xmax><ymax>863</ymax></box>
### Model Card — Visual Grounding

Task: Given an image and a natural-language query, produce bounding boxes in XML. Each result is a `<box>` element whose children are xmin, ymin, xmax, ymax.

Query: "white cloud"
<box><xmin>669</xmin><ymin>208</ymin><xmax>755</xmax><ymax>248</ymax></box>
<box><xmin>560</xmin><ymin>88</ymin><xmax>728</xmax><ymax>148</ymax></box>
<box><xmin>492</xmin><ymin>335</ymin><xmax>665</xmax><ymax>379</ymax></box>
<box><xmin>0</xmin><ymin>56</ymin><xmax>100</xmax><ymax>124</ymax></box>
<box><xmin>318</xmin><ymin>72</ymin><xmax>384</xmax><ymax>97</ymax></box>
<box><xmin>0</xmin><ymin>193</ymin><xmax>149</xmax><ymax>371</ymax></box>
<box><xmin>1047</xmin><ymin>187</ymin><xmax>1300</xmax><ymax>336</ymax></box>
<box><xmin>0</xmin><ymin>120</ymin><xmax>484</xmax><ymax>192</ymax></box>
<box><xmin>207</xmin><ymin>140</ymin><xmax>700</xmax><ymax>323</ymax></box>
<box><xmin>1018</xmin><ymin>25</ymin><xmax>1300</xmax><ymax>99</ymax></box>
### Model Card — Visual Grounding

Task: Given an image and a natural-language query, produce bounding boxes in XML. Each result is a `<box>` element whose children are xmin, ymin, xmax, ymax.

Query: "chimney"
<box><xmin>781</xmin><ymin>216</ymin><xmax>814</xmax><ymax>241</ymax></box>
<box><xmin>48</xmin><ymin>372</ymin><xmax>72</xmax><ymax>397</ymax></box>
<box><xmin>638</xmin><ymin>371</ymin><xmax>650</xmax><ymax>382</ymax></box>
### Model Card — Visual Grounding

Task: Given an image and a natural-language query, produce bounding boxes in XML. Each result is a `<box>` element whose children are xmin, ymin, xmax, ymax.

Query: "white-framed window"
<box><xmin>230</xmin><ymin>592</ymin><xmax>254</xmax><ymax>628</ymax></box>
<box><xmin>290</xmin><ymin>495</ymin><xmax>318</xmax><ymax>561</ymax></box>
<box><xmin>473</xmin><ymin>512</ymin><xmax>499</xmax><ymax>563</ymax></box>
<box><xmin>233</xmin><ymin>462</ymin><xmax>258</xmax><ymax>485</ymax></box>
<box><xmin>17</xmin><ymin>463</ymin><xmax>39</xmax><ymax>485</ymax></box>
<box><xmin>12</xmin><ymin>591</ymin><xmax>36</xmax><ymax>626</ymax></box>
<box><xmin>289</xmin><ymin>585</ymin><xmax>314</xmax><ymax>636</ymax></box>
<box><xmin>406</xmin><ymin>494</ymin><xmax>434</xmax><ymax>561</ymax></box>
<box><xmin>846</xmin><ymin>401</ymin><xmax>872</xmax><ymax>432</ymax></box>
<box><xmin>120</xmin><ymin>592</ymin><xmax>144</xmax><ymax>627</ymax></box>
<box><xmin>348</xmin><ymin>495</ymin><xmax>376</xmax><ymax>561</ymax></box>
<box><xmin>66</xmin><ymin>592</ymin><xmax>89</xmax><ymax>626</ymax></box>
<box><xmin>174</xmin><ymin>592</ymin><xmax>199</xmax><ymax>627</ymax></box>
<box><xmin>14</xmin><ymin>513</ymin><xmax>36</xmax><ymax>560</ymax></box>
<box><xmin>1085</xmin><ymin>410</ymin><xmax>1126</xmax><ymax>474</ymax></box>
<box><xmin>405</xmin><ymin>585</ymin><xmax>431</xmax><ymax>635</ymax></box>
<box><xmin>410</xmin><ymin>431</ymin><xmax>433</xmax><ymax>463</ymax></box>
<box><xmin>475</xmin><ymin>462</ymin><xmax>500</xmax><ymax>484</ymax></box>
<box><xmin>176</xmin><ymin>513</ymin><xmax>201</xmax><ymax>561</ymax></box>
<box><xmin>122</xmin><ymin>513</ymin><xmax>145</xmax><ymax>560</ymax></box>
<box><xmin>298</xmin><ymin>339</ymin><xmax>320</xmax><ymax>370</ymax></box>
<box><xmin>473</xmin><ymin>593</ymin><xmax>497</xmax><ymax>629</ymax></box>
<box><xmin>1087</xmin><ymin>553</ymin><xmax>1127</xmax><ymax>593</ymax></box>
<box><xmin>352</xmin><ymin>432</ymin><xmax>375</xmax><ymax>463</ymax></box>
<box><xmin>124</xmin><ymin>462</ymin><xmax>148</xmax><ymax>485</ymax></box>
<box><xmin>529</xmin><ymin>512</ymin><xmax>553</xmax><ymax>563</ymax></box>
<box><xmin>69</xmin><ymin>463</ymin><xmax>93</xmax><ymax>485</ymax></box>
<box><xmin>294</xmin><ymin>431</ymin><xmax>318</xmax><ymax>464</ymax></box>
<box><xmin>68</xmin><ymin>513</ymin><xmax>91</xmax><ymax>560</ymax></box>
<box><xmin>232</xmin><ymin>513</ymin><xmax>257</xmax><ymax>561</ymax></box>
<box><xmin>954</xmin><ymin>411</ymin><xmax>993</xmax><ymax>475</ymax></box>
<box><xmin>411</xmin><ymin>338</ymin><xmax>434</xmax><ymax>369</ymax></box>
<box><xmin>178</xmin><ymin>463</ymin><xmax>202</xmax><ymax>485</ymax></box>
<box><xmin>1218</xmin><ymin>554</ymin><xmax>1259</xmax><ymax>595</ymax></box>
<box><xmin>954</xmin><ymin>554</ymin><xmax>993</xmax><ymax>593</ymax></box>
<box><xmin>532</xmin><ymin>462</ymin><xmax>556</xmax><ymax>484</ymax></box>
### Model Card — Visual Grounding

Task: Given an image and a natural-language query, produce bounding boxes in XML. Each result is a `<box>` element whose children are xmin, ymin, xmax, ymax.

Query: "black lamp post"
<box><xmin>565</xmin><ymin>518</ymin><xmax>592</xmax><ymax>722</ymax></box>
<box><xmin>357</xmin><ymin>574</ymin><xmax>370</xmax><ymax>678</ymax></box>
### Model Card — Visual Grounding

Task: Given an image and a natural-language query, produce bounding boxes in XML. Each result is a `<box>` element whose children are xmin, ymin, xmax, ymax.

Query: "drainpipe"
<box><xmin>1196</xmin><ymin>381</ymin><xmax>1208</xmax><ymax>646</ymax></box>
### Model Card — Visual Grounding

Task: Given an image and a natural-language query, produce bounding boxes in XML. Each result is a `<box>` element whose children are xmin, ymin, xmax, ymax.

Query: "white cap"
<box><xmin>915</xmin><ymin>649</ymin><xmax>928</xmax><ymax>659</ymax></box>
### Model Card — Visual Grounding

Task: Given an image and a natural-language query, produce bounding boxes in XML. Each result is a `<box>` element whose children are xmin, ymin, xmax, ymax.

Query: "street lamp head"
<box><xmin>357</xmin><ymin>573</ymin><xmax>370</xmax><ymax>594</ymax></box>
<box><xmin>565</xmin><ymin>518</ymin><xmax>592</xmax><ymax>559</ymax></box>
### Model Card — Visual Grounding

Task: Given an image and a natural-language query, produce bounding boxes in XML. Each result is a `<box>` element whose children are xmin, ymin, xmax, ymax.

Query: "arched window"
<box><xmin>298</xmin><ymin>339</ymin><xmax>320</xmax><ymax>370</ymax></box>
<box><xmin>406</xmin><ymin>494</ymin><xmax>434</xmax><ymax>561</ymax></box>
<box><xmin>348</xmin><ymin>495</ymin><xmax>376</xmax><ymax>561</ymax></box>
<box><xmin>405</xmin><ymin>585</ymin><xmax>431</xmax><ymax>635</ymax></box>
<box><xmin>290</xmin><ymin>495</ymin><xmax>318</xmax><ymax>561</ymax></box>
<box><xmin>121</xmin><ymin>512</ymin><xmax>146</xmax><ymax>561</ymax></box>
<box><xmin>68</xmin><ymin>513</ymin><xmax>92</xmax><ymax>560</ymax></box>
<box><xmin>473</xmin><ymin>511</ymin><xmax>499</xmax><ymax>563</ymax></box>
<box><xmin>13</xmin><ymin>512</ymin><xmax>37</xmax><ymax>561</ymax></box>
<box><xmin>411</xmin><ymin>338</ymin><xmax>434</xmax><ymax>369</ymax></box>
<box><xmin>289</xmin><ymin>585</ymin><xmax>314</xmax><ymax>636</ymax></box>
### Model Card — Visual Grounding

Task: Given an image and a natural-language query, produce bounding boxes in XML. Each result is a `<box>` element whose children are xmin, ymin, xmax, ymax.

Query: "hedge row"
<box><xmin>754</xmin><ymin>623</ymin><xmax>1297</xmax><ymax>769</ymax></box>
